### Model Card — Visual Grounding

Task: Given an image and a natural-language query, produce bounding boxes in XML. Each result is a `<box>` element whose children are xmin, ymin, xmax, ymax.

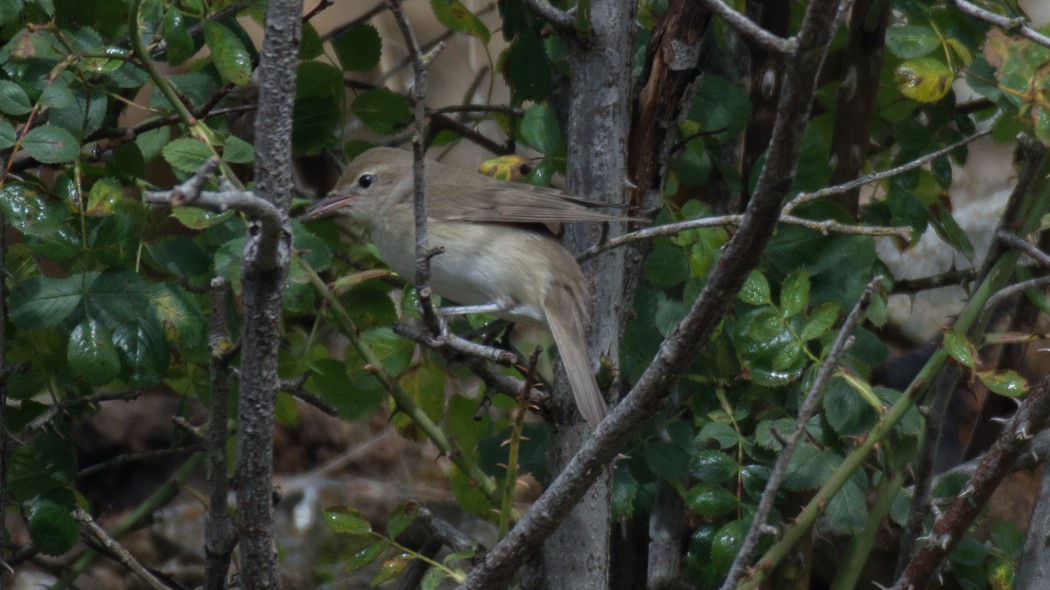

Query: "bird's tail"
<box><xmin>543</xmin><ymin>284</ymin><xmax>609</xmax><ymax>426</ymax></box>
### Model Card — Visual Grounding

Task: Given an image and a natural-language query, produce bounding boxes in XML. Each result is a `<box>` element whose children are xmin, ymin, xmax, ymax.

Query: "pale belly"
<box><xmin>372</xmin><ymin>220</ymin><xmax>569</xmax><ymax>324</ymax></box>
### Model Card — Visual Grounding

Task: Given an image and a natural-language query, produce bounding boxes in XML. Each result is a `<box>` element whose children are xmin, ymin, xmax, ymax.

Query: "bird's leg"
<box><xmin>436</xmin><ymin>303</ymin><xmax>506</xmax><ymax>339</ymax></box>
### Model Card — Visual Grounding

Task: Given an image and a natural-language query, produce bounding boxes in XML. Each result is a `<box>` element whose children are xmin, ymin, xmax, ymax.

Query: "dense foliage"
<box><xmin>3</xmin><ymin>0</ymin><xmax>1050</xmax><ymax>588</ymax></box>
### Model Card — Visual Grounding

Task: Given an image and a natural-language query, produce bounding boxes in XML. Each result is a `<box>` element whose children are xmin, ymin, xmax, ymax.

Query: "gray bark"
<box><xmin>234</xmin><ymin>1</ymin><xmax>301</xmax><ymax>588</ymax></box>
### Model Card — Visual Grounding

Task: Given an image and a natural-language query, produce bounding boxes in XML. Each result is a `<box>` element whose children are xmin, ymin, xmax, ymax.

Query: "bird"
<box><xmin>306</xmin><ymin>146</ymin><xmax>632</xmax><ymax>426</ymax></box>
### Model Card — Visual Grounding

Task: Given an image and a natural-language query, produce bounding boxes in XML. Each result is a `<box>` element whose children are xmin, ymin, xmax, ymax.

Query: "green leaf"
<box><xmin>943</xmin><ymin>328</ymin><xmax>978</xmax><ymax>370</ymax></box>
<box><xmin>67</xmin><ymin>318</ymin><xmax>122</xmax><ymax>386</ymax></box>
<box><xmin>22</xmin><ymin>125</ymin><xmax>79</xmax><ymax>163</ymax></box>
<box><xmin>293</xmin><ymin>95</ymin><xmax>340</xmax><ymax>154</ymax></box>
<box><xmin>387</xmin><ymin>502</ymin><xmax>419</xmax><ymax>538</ymax></box>
<box><xmin>886</xmin><ymin>24</ymin><xmax>940</xmax><ymax>59</ymax></box>
<box><xmin>204</xmin><ymin>21</ymin><xmax>252</xmax><ymax>85</ymax></box>
<box><xmin>431</xmin><ymin>0</ymin><xmax>491</xmax><ymax>43</ymax></box>
<box><xmin>0</xmin><ymin>79</ymin><xmax>32</xmax><ymax>115</ymax></box>
<box><xmin>162</xmin><ymin>137</ymin><xmax>212</xmax><ymax>173</ymax></box>
<box><xmin>780</xmin><ymin>269</ymin><xmax>810</xmax><ymax>317</ymax></box>
<box><xmin>689</xmin><ymin>73</ymin><xmax>751</xmax><ymax>138</ymax></box>
<box><xmin>505</xmin><ymin>28</ymin><xmax>550</xmax><ymax>102</ymax></box>
<box><xmin>643</xmin><ymin>441</ymin><xmax>690</xmax><ymax>479</ymax></box>
<box><xmin>164</xmin><ymin>8</ymin><xmax>195</xmax><ymax>66</ymax></box>
<box><xmin>977</xmin><ymin>370</ymin><xmax>1028</xmax><ymax>397</ymax></box>
<box><xmin>299</xmin><ymin>22</ymin><xmax>323</xmax><ymax>60</ymax></box>
<box><xmin>324</xmin><ymin>506</ymin><xmax>373</xmax><ymax>535</ymax></box>
<box><xmin>825</xmin><ymin>479</ymin><xmax>868</xmax><ymax>534</ymax></box>
<box><xmin>27</xmin><ymin>497</ymin><xmax>78</xmax><ymax>556</ymax></box>
<box><xmin>0</xmin><ymin>119</ymin><xmax>15</xmax><ymax>149</ymax></box>
<box><xmin>684</xmin><ymin>483</ymin><xmax>737</xmax><ymax>518</ymax></box>
<box><xmin>783</xmin><ymin>445</ymin><xmax>841</xmax><ymax>491</ymax></box>
<box><xmin>372</xmin><ymin>554</ymin><xmax>412</xmax><ymax>585</ymax></box>
<box><xmin>801</xmin><ymin>301</ymin><xmax>840</xmax><ymax>341</ymax></box>
<box><xmin>307</xmin><ymin>357</ymin><xmax>381</xmax><ymax>420</ymax></box>
<box><xmin>222</xmin><ymin>134</ymin><xmax>254</xmax><ymax>164</ymax></box>
<box><xmin>149</xmin><ymin>282</ymin><xmax>206</xmax><ymax>350</ymax></box>
<box><xmin>86</xmin><ymin>177</ymin><xmax>123</xmax><ymax>217</ymax></box>
<box><xmin>738</xmin><ymin>270</ymin><xmax>771</xmax><ymax>305</ymax></box>
<box><xmin>9</xmin><ymin>275</ymin><xmax>82</xmax><ymax>328</ymax></box>
<box><xmin>351</xmin><ymin>88</ymin><xmax>412</xmax><ymax>136</ymax></box>
<box><xmin>519</xmin><ymin>104</ymin><xmax>563</xmax><ymax>156</ymax></box>
<box><xmin>112</xmin><ymin>315</ymin><xmax>168</xmax><ymax>387</ymax></box>
<box><xmin>895</xmin><ymin>57</ymin><xmax>953</xmax><ymax>103</ymax></box>
<box><xmin>171</xmin><ymin>207</ymin><xmax>235</xmax><ymax>230</ymax></box>
<box><xmin>689</xmin><ymin>450</ymin><xmax>737</xmax><ymax>483</ymax></box>
<box><xmin>332</xmin><ymin>23</ymin><xmax>383</xmax><ymax>72</ymax></box>
<box><xmin>824</xmin><ymin>376</ymin><xmax>876</xmax><ymax>436</ymax></box>
<box><xmin>929</xmin><ymin>199</ymin><xmax>975</xmax><ymax>260</ymax></box>
<box><xmin>347</xmin><ymin>541</ymin><xmax>385</xmax><ymax>571</ymax></box>
<box><xmin>710</xmin><ymin>519</ymin><xmax>747</xmax><ymax>575</ymax></box>
<box><xmin>644</xmin><ymin>244</ymin><xmax>689</xmax><ymax>288</ymax></box>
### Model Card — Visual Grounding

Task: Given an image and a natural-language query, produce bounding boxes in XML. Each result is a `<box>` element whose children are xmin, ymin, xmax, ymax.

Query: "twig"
<box><xmin>696</xmin><ymin>0</ymin><xmax>795</xmax><ymax>56</ymax></box>
<box><xmin>145</xmin><ymin>162</ymin><xmax>284</xmax><ymax>230</ymax></box>
<box><xmin>204</xmin><ymin>277</ymin><xmax>237</xmax><ymax>590</ymax></box>
<box><xmin>999</xmin><ymin>230</ymin><xmax>1050</xmax><ymax>267</ymax></box>
<box><xmin>417</xmin><ymin>504</ymin><xmax>479</xmax><ymax>554</ymax></box>
<box><xmin>19</xmin><ymin>392</ymin><xmax>139</xmax><ymax>437</ymax></box>
<box><xmin>522</xmin><ymin>0</ymin><xmax>575</xmax><ymax>33</ymax></box>
<box><xmin>391</xmin><ymin>321</ymin><xmax>550</xmax><ymax>411</ymax></box>
<box><xmin>719</xmin><ymin>276</ymin><xmax>879</xmax><ymax>590</ymax></box>
<box><xmin>785</xmin><ymin>129</ymin><xmax>992</xmax><ymax>214</ymax></box>
<box><xmin>77</xmin><ymin>446</ymin><xmax>205</xmax><ymax>478</ymax></box>
<box><xmin>387</xmin><ymin>0</ymin><xmax>445</xmax><ymax>335</ymax></box>
<box><xmin>981</xmin><ymin>275</ymin><xmax>1050</xmax><ymax>321</ymax></box>
<box><xmin>948</xmin><ymin>0</ymin><xmax>1050</xmax><ymax>49</ymax></box>
<box><xmin>73</xmin><ymin>507</ymin><xmax>170</xmax><ymax>590</ymax></box>
<box><xmin>892</xmin><ymin>268</ymin><xmax>978</xmax><ymax>293</ymax></box>
<box><xmin>578</xmin><ymin>213</ymin><xmax>909</xmax><ymax>261</ymax></box>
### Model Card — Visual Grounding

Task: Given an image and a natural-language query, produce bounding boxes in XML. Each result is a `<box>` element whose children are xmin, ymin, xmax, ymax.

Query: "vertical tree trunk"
<box><xmin>234</xmin><ymin>1</ymin><xmax>302</xmax><ymax>588</ymax></box>
<box><xmin>533</xmin><ymin>3</ymin><xmax>637</xmax><ymax>588</ymax></box>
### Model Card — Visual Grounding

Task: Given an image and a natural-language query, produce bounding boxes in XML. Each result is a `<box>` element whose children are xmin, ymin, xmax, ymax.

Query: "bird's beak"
<box><xmin>303</xmin><ymin>193</ymin><xmax>356</xmax><ymax>221</ymax></box>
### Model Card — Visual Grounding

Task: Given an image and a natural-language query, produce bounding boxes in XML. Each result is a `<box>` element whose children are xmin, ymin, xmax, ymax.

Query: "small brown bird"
<box><xmin>307</xmin><ymin>147</ymin><xmax>628</xmax><ymax>425</ymax></box>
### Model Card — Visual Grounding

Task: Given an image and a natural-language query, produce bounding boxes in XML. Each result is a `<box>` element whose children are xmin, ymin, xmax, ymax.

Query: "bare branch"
<box><xmin>785</xmin><ymin>129</ymin><xmax>992</xmax><ymax>214</ymax></box>
<box><xmin>949</xmin><ymin>0</ymin><xmax>1050</xmax><ymax>49</ymax></box>
<box><xmin>579</xmin><ymin>214</ymin><xmax>909</xmax><ymax>261</ymax></box>
<box><xmin>999</xmin><ymin>230</ymin><xmax>1050</xmax><ymax>267</ymax></box>
<box><xmin>696</xmin><ymin>0</ymin><xmax>795</xmax><ymax>55</ymax></box>
<box><xmin>73</xmin><ymin>507</ymin><xmax>171</xmax><ymax>590</ymax></box>
<box><xmin>522</xmin><ymin>0</ymin><xmax>575</xmax><ymax>32</ymax></box>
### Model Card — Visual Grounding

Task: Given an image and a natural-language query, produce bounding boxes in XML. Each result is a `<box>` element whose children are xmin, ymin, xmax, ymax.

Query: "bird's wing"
<box><xmin>426</xmin><ymin>175</ymin><xmax>630</xmax><ymax>223</ymax></box>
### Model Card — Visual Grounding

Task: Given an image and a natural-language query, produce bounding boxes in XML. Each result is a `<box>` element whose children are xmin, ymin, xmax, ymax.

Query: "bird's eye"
<box><xmin>357</xmin><ymin>173</ymin><xmax>374</xmax><ymax>190</ymax></box>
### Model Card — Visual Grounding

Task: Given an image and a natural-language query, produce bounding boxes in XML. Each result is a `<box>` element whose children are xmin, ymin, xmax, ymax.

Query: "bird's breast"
<box><xmin>371</xmin><ymin>219</ymin><xmax>581</xmax><ymax>324</ymax></box>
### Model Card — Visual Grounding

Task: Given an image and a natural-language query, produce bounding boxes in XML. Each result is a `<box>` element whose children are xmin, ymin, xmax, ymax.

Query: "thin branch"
<box><xmin>720</xmin><ymin>276</ymin><xmax>879</xmax><ymax>590</ymax></box>
<box><xmin>578</xmin><ymin>214</ymin><xmax>909</xmax><ymax>261</ymax></box>
<box><xmin>785</xmin><ymin>128</ymin><xmax>992</xmax><ymax>214</ymax></box>
<box><xmin>981</xmin><ymin>275</ymin><xmax>1050</xmax><ymax>320</ymax></box>
<box><xmin>522</xmin><ymin>0</ymin><xmax>575</xmax><ymax>33</ymax></box>
<box><xmin>892</xmin><ymin>268</ymin><xmax>978</xmax><ymax>293</ymax></box>
<box><xmin>387</xmin><ymin>0</ymin><xmax>444</xmax><ymax>335</ymax></box>
<box><xmin>72</xmin><ymin>507</ymin><xmax>170</xmax><ymax>590</ymax></box>
<box><xmin>77</xmin><ymin>446</ymin><xmax>204</xmax><ymax>478</ymax></box>
<box><xmin>949</xmin><ymin>0</ymin><xmax>1050</xmax><ymax>49</ymax></box>
<box><xmin>999</xmin><ymin>230</ymin><xmax>1050</xmax><ymax>267</ymax></box>
<box><xmin>145</xmin><ymin>161</ymin><xmax>284</xmax><ymax>231</ymax></box>
<box><xmin>18</xmin><ymin>392</ymin><xmax>139</xmax><ymax>437</ymax></box>
<box><xmin>696</xmin><ymin>0</ymin><xmax>795</xmax><ymax>55</ymax></box>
